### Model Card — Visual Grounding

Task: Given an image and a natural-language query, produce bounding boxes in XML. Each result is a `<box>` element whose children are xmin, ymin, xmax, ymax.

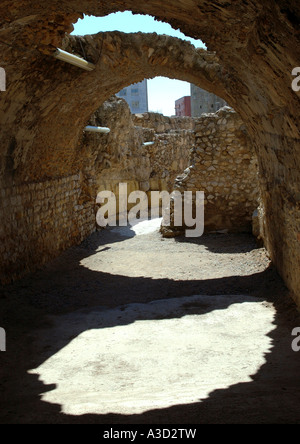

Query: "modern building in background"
<box><xmin>175</xmin><ymin>96</ymin><xmax>191</xmax><ymax>117</ymax></box>
<box><xmin>116</xmin><ymin>79</ymin><xmax>149</xmax><ymax>114</ymax></box>
<box><xmin>190</xmin><ymin>84</ymin><xmax>227</xmax><ymax>117</ymax></box>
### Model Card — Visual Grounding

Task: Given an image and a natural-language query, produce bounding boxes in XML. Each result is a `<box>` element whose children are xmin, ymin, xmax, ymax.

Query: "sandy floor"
<box><xmin>0</xmin><ymin>219</ymin><xmax>300</xmax><ymax>424</ymax></box>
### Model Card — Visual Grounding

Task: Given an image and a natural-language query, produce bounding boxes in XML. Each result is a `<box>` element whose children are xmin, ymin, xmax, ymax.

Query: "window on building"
<box><xmin>132</xmin><ymin>101</ymin><xmax>140</xmax><ymax>108</ymax></box>
<box><xmin>119</xmin><ymin>89</ymin><xmax>127</xmax><ymax>96</ymax></box>
<box><xmin>131</xmin><ymin>88</ymin><xmax>139</xmax><ymax>95</ymax></box>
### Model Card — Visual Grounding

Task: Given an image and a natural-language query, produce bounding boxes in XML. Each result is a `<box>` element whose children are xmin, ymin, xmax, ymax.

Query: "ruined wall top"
<box><xmin>133</xmin><ymin>112</ymin><xmax>195</xmax><ymax>133</ymax></box>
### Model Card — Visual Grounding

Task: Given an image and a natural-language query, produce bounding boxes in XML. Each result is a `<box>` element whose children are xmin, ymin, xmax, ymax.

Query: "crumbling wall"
<box><xmin>161</xmin><ymin>107</ymin><xmax>259</xmax><ymax>237</ymax></box>
<box><xmin>82</xmin><ymin>96</ymin><xmax>194</xmax><ymax>213</ymax></box>
<box><xmin>145</xmin><ymin>131</ymin><xmax>194</xmax><ymax>192</ymax></box>
<box><xmin>133</xmin><ymin>113</ymin><xmax>195</xmax><ymax>133</ymax></box>
<box><xmin>0</xmin><ymin>1</ymin><xmax>299</xmax><ymax>303</ymax></box>
<box><xmin>0</xmin><ymin>94</ymin><xmax>194</xmax><ymax>283</ymax></box>
<box><xmin>133</xmin><ymin>112</ymin><xmax>195</xmax><ymax>192</ymax></box>
<box><xmin>81</xmin><ymin>96</ymin><xmax>151</xmax><ymax>200</ymax></box>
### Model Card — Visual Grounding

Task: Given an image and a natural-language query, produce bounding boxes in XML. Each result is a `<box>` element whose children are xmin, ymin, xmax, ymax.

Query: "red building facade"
<box><xmin>175</xmin><ymin>96</ymin><xmax>191</xmax><ymax>117</ymax></box>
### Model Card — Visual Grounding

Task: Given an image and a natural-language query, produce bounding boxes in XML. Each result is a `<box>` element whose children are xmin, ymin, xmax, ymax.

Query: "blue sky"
<box><xmin>72</xmin><ymin>12</ymin><xmax>205</xmax><ymax>116</ymax></box>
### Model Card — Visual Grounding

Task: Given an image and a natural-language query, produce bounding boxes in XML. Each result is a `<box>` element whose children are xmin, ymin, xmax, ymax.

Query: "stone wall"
<box><xmin>132</xmin><ymin>113</ymin><xmax>195</xmax><ymax>133</ymax></box>
<box><xmin>161</xmin><ymin>107</ymin><xmax>259</xmax><ymax>236</ymax></box>
<box><xmin>0</xmin><ymin>0</ymin><xmax>299</xmax><ymax>305</ymax></box>
<box><xmin>0</xmin><ymin>175</ymin><xmax>95</xmax><ymax>284</ymax></box>
<box><xmin>145</xmin><ymin>131</ymin><xmax>194</xmax><ymax>192</ymax></box>
<box><xmin>81</xmin><ymin>96</ymin><xmax>151</xmax><ymax>199</ymax></box>
<box><xmin>0</xmin><ymin>99</ymin><xmax>260</xmax><ymax>284</ymax></box>
<box><xmin>0</xmin><ymin>95</ymin><xmax>195</xmax><ymax>283</ymax></box>
<box><xmin>133</xmin><ymin>112</ymin><xmax>195</xmax><ymax>192</ymax></box>
<box><xmin>82</xmin><ymin>96</ymin><xmax>194</xmax><ymax>208</ymax></box>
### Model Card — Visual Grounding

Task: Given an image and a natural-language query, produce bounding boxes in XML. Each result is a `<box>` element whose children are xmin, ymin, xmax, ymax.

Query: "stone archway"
<box><xmin>0</xmin><ymin>1</ymin><xmax>299</xmax><ymax>304</ymax></box>
<box><xmin>0</xmin><ymin>31</ymin><xmax>233</xmax><ymax>284</ymax></box>
<box><xmin>0</xmin><ymin>32</ymin><xmax>230</xmax><ymax>182</ymax></box>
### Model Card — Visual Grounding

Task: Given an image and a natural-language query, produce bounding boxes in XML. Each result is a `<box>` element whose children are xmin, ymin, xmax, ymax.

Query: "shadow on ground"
<box><xmin>0</xmin><ymin>231</ymin><xmax>299</xmax><ymax>424</ymax></box>
<box><xmin>174</xmin><ymin>231</ymin><xmax>260</xmax><ymax>254</ymax></box>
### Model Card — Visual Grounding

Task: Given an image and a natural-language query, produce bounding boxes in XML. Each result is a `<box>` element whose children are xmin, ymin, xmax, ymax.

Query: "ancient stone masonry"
<box><xmin>132</xmin><ymin>113</ymin><xmax>195</xmax><ymax>133</ymax></box>
<box><xmin>82</xmin><ymin>96</ymin><xmax>194</xmax><ymax>214</ymax></box>
<box><xmin>145</xmin><ymin>131</ymin><xmax>194</xmax><ymax>193</ymax></box>
<box><xmin>0</xmin><ymin>101</ymin><xmax>260</xmax><ymax>285</ymax></box>
<box><xmin>0</xmin><ymin>175</ymin><xmax>95</xmax><ymax>284</ymax></box>
<box><xmin>0</xmin><ymin>31</ymin><xmax>227</xmax><ymax>184</ymax></box>
<box><xmin>0</xmin><ymin>0</ymin><xmax>300</xmax><ymax>304</ymax></box>
<box><xmin>133</xmin><ymin>113</ymin><xmax>195</xmax><ymax>192</ymax></box>
<box><xmin>80</xmin><ymin>96</ymin><xmax>151</xmax><ymax>204</ymax></box>
<box><xmin>0</xmin><ymin>94</ymin><xmax>194</xmax><ymax>284</ymax></box>
<box><xmin>161</xmin><ymin>107</ymin><xmax>259</xmax><ymax>237</ymax></box>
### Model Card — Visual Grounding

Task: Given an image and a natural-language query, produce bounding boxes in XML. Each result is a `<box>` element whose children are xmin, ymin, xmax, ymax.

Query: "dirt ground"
<box><xmin>0</xmin><ymin>219</ymin><xmax>300</xmax><ymax>424</ymax></box>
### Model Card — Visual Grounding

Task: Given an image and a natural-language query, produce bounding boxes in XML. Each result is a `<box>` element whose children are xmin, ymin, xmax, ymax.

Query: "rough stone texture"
<box><xmin>0</xmin><ymin>31</ymin><xmax>225</xmax><ymax>183</ymax></box>
<box><xmin>161</xmin><ymin>107</ymin><xmax>259</xmax><ymax>236</ymax></box>
<box><xmin>81</xmin><ymin>96</ymin><xmax>151</xmax><ymax>202</ymax></box>
<box><xmin>133</xmin><ymin>113</ymin><xmax>195</xmax><ymax>192</ymax></box>
<box><xmin>133</xmin><ymin>113</ymin><xmax>195</xmax><ymax>133</ymax></box>
<box><xmin>146</xmin><ymin>131</ymin><xmax>194</xmax><ymax>192</ymax></box>
<box><xmin>0</xmin><ymin>31</ymin><xmax>224</xmax><ymax>285</ymax></box>
<box><xmin>0</xmin><ymin>1</ymin><xmax>299</xmax><ymax>304</ymax></box>
<box><xmin>0</xmin><ymin>95</ymin><xmax>194</xmax><ymax>283</ymax></box>
<box><xmin>82</xmin><ymin>96</ymin><xmax>193</xmax><ymax>207</ymax></box>
<box><xmin>0</xmin><ymin>175</ymin><xmax>96</xmax><ymax>284</ymax></box>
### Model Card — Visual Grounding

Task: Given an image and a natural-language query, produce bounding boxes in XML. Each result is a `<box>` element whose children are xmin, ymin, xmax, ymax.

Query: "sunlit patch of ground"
<box><xmin>110</xmin><ymin>217</ymin><xmax>163</xmax><ymax>237</ymax></box>
<box><xmin>28</xmin><ymin>294</ymin><xmax>275</xmax><ymax>416</ymax></box>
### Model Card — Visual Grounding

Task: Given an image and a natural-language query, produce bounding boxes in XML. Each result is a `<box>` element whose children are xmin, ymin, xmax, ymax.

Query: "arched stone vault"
<box><xmin>0</xmin><ymin>0</ymin><xmax>299</xmax><ymax>304</ymax></box>
<box><xmin>0</xmin><ymin>32</ymin><xmax>230</xmax><ymax>183</ymax></box>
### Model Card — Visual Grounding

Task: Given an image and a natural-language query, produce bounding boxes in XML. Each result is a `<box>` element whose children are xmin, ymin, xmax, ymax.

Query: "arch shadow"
<box><xmin>0</xmin><ymin>228</ymin><xmax>299</xmax><ymax>424</ymax></box>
